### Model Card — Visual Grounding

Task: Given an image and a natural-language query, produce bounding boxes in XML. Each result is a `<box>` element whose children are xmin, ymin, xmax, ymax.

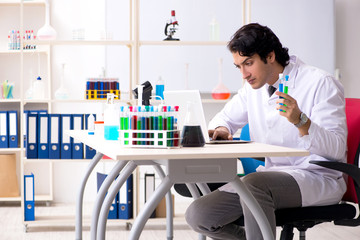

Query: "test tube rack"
<box><xmin>85</xmin><ymin>78</ymin><xmax>120</xmax><ymax>100</ymax></box>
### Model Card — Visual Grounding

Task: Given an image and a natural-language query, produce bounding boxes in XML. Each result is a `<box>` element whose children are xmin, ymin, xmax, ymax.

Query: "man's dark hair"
<box><xmin>227</xmin><ymin>23</ymin><xmax>290</xmax><ymax>67</ymax></box>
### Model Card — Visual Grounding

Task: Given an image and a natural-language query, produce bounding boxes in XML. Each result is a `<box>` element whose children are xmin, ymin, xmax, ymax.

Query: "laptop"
<box><xmin>163</xmin><ymin>90</ymin><xmax>249</xmax><ymax>144</ymax></box>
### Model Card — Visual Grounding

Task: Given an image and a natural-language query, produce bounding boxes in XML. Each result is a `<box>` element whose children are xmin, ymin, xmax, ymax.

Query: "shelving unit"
<box><xmin>1</xmin><ymin>0</ymin><xmax>244</xmax><ymax>231</ymax></box>
<box><xmin>0</xmin><ymin>0</ymin><xmax>53</xmax><ymax>208</ymax></box>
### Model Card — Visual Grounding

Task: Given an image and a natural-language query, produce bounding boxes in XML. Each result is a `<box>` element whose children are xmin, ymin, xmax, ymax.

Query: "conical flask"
<box><xmin>181</xmin><ymin>101</ymin><xmax>205</xmax><ymax>147</ymax></box>
<box><xmin>212</xmin><ymin>58</ymin><xmax>230</xmax><ymax>100</ymax></box>
<box><xmin>55</xmin><ymin>63</ymin><xmax>70</xmax><ymax>99</ymax></box>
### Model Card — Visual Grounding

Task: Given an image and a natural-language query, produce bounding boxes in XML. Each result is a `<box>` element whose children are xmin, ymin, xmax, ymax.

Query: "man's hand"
<box><xmin>208</xmin><ymin>126</ymin><xmax>233</xmax><ymax>140</ymax></box>
<box><xmin>275</xmin><ymin>91</ymin><xmax>311</xmax><ymax>136</ymax></box>
<box><xmin>275</xmin><ymin>91</ymin><xmax>302</xmax><ymax>124</ymax></box>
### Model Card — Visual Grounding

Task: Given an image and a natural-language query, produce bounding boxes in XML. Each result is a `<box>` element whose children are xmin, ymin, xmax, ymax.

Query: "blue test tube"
<box><xmin>278</xmin><ymin>74</ymin><xmax>285</xmax><ymax>112</ymax></box>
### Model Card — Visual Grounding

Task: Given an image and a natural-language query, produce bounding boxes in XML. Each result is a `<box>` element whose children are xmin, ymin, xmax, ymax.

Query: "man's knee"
<box><xmin>185</xmin><ymin>199</ymin><xmax>209</xmax><ymax>230</ymax></box>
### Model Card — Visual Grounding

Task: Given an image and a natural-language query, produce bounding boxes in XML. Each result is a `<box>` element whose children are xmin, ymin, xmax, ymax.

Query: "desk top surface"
<box><xmin>67</xmin><ymin>130</ymin><xmax>309</xmax><ymax>161</ymax></box>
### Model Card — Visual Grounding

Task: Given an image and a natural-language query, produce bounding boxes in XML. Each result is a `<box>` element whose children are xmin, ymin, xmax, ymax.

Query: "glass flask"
<box><xmin>55</xmin><ymin>63</ymin><xmax>70</xmax><ymax>99</ymax></box>
<box><xmin>212</xmin><ymin>58</ymin><xmax>230</xmax><ymax>100</ymax></box>
<box><xmin>181</xmin><ymin>101</ymin><xmax>205</xmax><ymax>147</ymax></box>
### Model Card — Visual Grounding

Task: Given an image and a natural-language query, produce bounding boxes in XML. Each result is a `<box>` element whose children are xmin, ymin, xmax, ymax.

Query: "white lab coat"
<box><xmin>209</xmin><ymin>56</ymin><xmax>347</xmax><ymax>207</ymax></box>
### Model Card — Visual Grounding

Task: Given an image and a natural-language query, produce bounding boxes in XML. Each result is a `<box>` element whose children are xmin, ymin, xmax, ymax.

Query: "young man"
<box><xmin>185</xmin><ymin>23</ymin><xmax>347</xmax><ymax>239</ymax></box>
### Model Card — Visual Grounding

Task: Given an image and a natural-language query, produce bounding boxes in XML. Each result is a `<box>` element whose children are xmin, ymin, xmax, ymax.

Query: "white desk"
<box><xmin>67</xmin><ymin>130</ymin><xmax>309</xmax><ymax>240</ymax></box>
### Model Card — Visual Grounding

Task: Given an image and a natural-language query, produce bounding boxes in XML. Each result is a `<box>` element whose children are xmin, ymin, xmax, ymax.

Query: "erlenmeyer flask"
<box><xmin>181</xmin><ymin>101</ymin><xmax>205</xmax><ymax>147</ymax></box>
<box><xmin>212</xmin><ymin>58</ymin><xmax>230</xmax><ymax>100</ymax></box>
<box><xmin>55</xmin><ymin>63</ymin><xmax>70</xmax><ymax>99</ymax></box>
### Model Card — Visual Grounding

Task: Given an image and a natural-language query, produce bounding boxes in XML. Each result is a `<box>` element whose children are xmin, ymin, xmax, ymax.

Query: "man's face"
<box><xmin>232</xmin><ymin>52</ymin><xmax>273</xmax><ymax>89</ymax></box>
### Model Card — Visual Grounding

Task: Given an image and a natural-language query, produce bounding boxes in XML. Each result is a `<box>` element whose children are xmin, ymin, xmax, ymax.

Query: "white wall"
<box><xmin>31</xmin><ymin>0</ymin><xmax>360</xmax><ymax>203</ymax></box>
<box><xmin>335</xmin><ymin>0</ymin><xmax>360</xmax><ymax>98</ymax></box>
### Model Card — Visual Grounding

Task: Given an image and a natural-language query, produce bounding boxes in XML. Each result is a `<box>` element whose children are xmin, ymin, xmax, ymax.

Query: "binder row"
<box><xmin>97</xmin><ymin>173</ymin><xmax>133</xmax><ymax>220</ymax></box>
<box><xmin>0</xmin><ymin>110</ymin><xmax>18</xmax><ymax>148</ymax></box>
<box><xmin>25</xmin><ymin>112</ymin><xmax>97</xmax><ymax>159</ymax></box>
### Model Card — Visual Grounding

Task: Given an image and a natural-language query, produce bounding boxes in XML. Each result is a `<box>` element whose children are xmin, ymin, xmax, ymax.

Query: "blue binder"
<box><xmin>119</xmin><ymin>174</ymin><xmax>133</xmax><ymax>219</ymax></box>
<box><xmin>84</xmin><ymin>114</ymin><xmax>97</xmax><ymax>159</ymax></box>
<box><xmin>49</xmin><ymin>114</ymin><xmax>61</xmax><ymax>159</ymax></box>
<box><xmin>23</xmin><ymin>110</ymin><xmax>29</xmax><ymax>148</ymax></box>
<box><xmin>26</xmin><ymin>114</ymin><xmax>38</xmax><ymax>159</ymax></box>
<box><xmin>38</xmin><ymin>114</ymin><xmax>49</xmax><ymax>159</ymax></box>
<box><xmin>0</xmin><ymin>111</ymin><xmax>9</xmax><ymax>148</ymax></box>
<box><xmin>24</xmin><ymin>173</ymin><xmax>35</xmax><ymax>221</ymax></box>
<box><xmin>8</xmin><ymin>110</ymin><xmax>18</xmax><ymax>148</ymax></box>
<box><xmin>71</xmin><ymin>114</ymin><xmax>84</xmax><ymax>159</ymax></box>
<box><xmin>60</xmin><ymin>114</ymin><xmax>72</xmax><ymax>159</ymax></box>
<box><xmin>96</xmin><ymin>172</ymin><xmax>118</xmax><ymax>219</ymax></box>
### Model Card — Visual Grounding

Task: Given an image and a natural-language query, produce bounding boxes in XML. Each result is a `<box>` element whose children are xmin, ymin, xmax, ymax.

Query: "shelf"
<box><xmin>0</xmin><ymin>196</ymin><xmax>21</xmax><ymax>202</ymax></box>
<box><xmin>0</xmin><ymin>98</ymin><xmax>21</xmax><ymax>103</ymax></box>
<box><xmin>49</xmin><ymin>98</ymin><xmax>134</xmax><ymax>104</ymax></box>
<box><xmin>23</xmin><ymin>213</ymin><xmax>187</xmax><ymax>227</ymax></box>
<box><xmin>35</xmin><ymin>40</ymin><xmax>133</xmax><ymax>47</ymax></box>
<box><xmin>33</xmin><ymin>40</ymin><xmax>227</xmax><ymax>47</ymax></box>
<box><xmin>0</xmin><ymin>194</ymin><xmax>51</xmax><ymax>202</ymax></box>
<box><xmin>201</xmin><ymin>98</ymin><xmax>231</xmax><ymax>103</ymax></box>
<box><xmin>23</xmin><ymin>99</ymin><xmax>51</xmax><ymax>104</ymax></box>
<box><xmin>24</xmin><ymin>158</ymin><xmax>117</xmax><ymax>163</ymax></box>
<box><xmin>34</xmin><ymin>194</ymin><xmax>53</xmax><ymax>202</ymax></box>
<box><xmin>0</xmin><ymin>148</ymin><xmax>21</xmax><ymax>153</ymax></box>
<box><xmin>140</xmin><ymin>40</ymin><xmax>228</xmax><ymax>46</ymax></box>
<box><xmin>0</xmin><ymin>0</ymin><xmax>44</xmax><ymax>6</ymax></box>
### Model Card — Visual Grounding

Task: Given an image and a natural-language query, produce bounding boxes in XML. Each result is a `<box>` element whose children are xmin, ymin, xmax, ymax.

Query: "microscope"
<box><xmin>164</xmin><ymin>10</ymin><xmax>179</xmax><ymax>41</ymax></box>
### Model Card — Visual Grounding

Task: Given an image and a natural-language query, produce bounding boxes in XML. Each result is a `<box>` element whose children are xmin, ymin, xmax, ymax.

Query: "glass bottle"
<box><xmin>181</xmin><ymin>101</ymin><xmax>205</xmax><ymax>147</ymax></box>
<box><xmin>155</xmin><ymin>76</ymin><xmax>165</xmax><ymax>100</ymax></box>
<box><xmin>212</xmin><ymin>58</ymin><xmax>230</xmax><ymax>100</ymax></box>
<box><xmin>209</xmin><ymin>16</ymin><xmax>220</xmax><ymax>41</ymax></box>
<box><xmin>104</xmin><ymin>93</ymin><xmax>120</xmax><ymax>140</ymax></box>
<box><xmin>33</xmin><ymin>76</ymin><xmax>45</xmax><ymax>99</ymax></box>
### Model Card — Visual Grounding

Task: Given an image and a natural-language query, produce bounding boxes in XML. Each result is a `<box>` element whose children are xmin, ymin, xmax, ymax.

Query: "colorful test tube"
<box><xmin>149</xmin><ymin>106</ymin><xmax>154</xmax><ymax>145</ymax></box>
<box><xmin>173</xmin><ymin>106</ymin><xmax>179</xmax><ymax>146</ymax></box>
<box><xmin>278</xmin><ymin>74</ymin><xmax>285</xmax><ymax>112</ymax></box>
<box><xmin>167</xmin><ymin>106</ymin><xmax>173</xmax><ymax>147</ymax></box>
<box><xmin>137</xmin><ymin>106</ymin><xmax>143</xmax><ymax>145</ymax></box>
<box><xmin>284</xmin><ymin>75</ymin><xmax>289</xmax><ymax>94</ymax></box>
<box><xmin>124</xmin><ymin>106</ymin><xmax>129</xmax><ymax>145</ymax></box>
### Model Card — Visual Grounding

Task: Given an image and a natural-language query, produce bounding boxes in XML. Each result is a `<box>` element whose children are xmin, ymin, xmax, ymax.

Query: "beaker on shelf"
<box><xmin>181</xmin><ymin>101</ymin><xmax>205</xmax><ymax>147</ymax></box>
<box><xmin>212</xmin><ymin>58</ymin><xmax>230</xmax><ymax>100</ymax></box>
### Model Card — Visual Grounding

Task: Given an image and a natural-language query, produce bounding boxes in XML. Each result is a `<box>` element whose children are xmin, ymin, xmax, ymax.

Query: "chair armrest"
<box><xmin>310</xmin><ymin>160</ymin><xmax>360</xmax><ymax>226</ymax></box>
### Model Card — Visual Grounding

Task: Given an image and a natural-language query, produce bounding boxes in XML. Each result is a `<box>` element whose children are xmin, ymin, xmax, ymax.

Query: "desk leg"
<box><xmin>153</xmin><ymin>165</ymin><xmax>174</xmax><ymax>240</ymax></box>
<box><xmin>230</xmin><ymin>177</ymin><xmax>274</xmax><ymax>240</ymax></box>
<box><xmin>75</xmin><ymin>152</ymin><xmax>103</xmax><ymax>240</ymax></box>
<box><xmin>97</xmin><ymin>161</ymin><xmax>137</xmax><ymax>240</ymax></box>
<box><xmin>90</xmin><ymin>160</ymin><xmax>128</xmax><ymax>240</ymax></box>
<box><xmin>129</xmin><ymin>176</ymin><xmax>173</xmax><ymax>240</ymax></box>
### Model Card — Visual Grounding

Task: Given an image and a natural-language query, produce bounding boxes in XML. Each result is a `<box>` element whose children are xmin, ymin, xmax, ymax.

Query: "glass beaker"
<box><xmin>181</xmin><ymin>101</ymin><xmax>205</xmax><ymax>147</ymax></box>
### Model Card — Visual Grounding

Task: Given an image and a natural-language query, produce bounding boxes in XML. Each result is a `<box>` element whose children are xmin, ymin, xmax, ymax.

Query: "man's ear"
<box><xmin>267</xmin><ymin>51</ymin><xmax>275</xmax><ymax>63</ymax></box>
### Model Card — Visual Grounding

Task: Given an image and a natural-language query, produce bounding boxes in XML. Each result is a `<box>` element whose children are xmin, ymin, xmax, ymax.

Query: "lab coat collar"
<box><xmin>265</xmin><ymin>55</ymin><xmax>299</xmax><ymax>91</ymax></box>
<box><xmin>261</xmin><ymin>55</ymin><xmax>301</xmax><ymax>98</ymax></box>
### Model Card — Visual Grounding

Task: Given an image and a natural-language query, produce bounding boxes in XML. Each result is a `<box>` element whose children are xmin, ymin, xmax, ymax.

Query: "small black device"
<box><xmin>132</xmin><ymin>81</ymin><xmax>153</xmax><ymax>106</ymax></box>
